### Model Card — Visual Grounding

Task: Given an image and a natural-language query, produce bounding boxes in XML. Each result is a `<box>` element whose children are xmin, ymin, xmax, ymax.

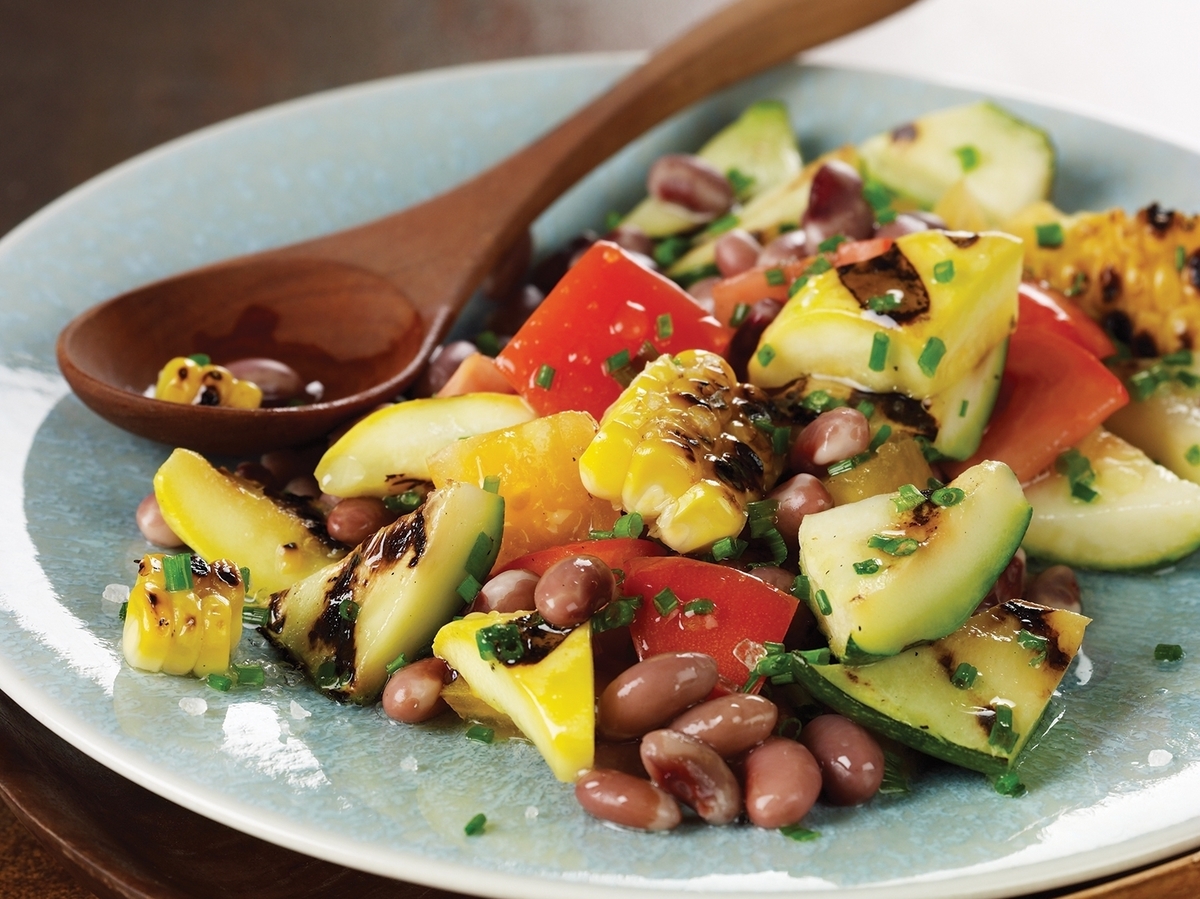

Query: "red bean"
<box><xmin>743</xmin><ymin>737</ymin><xmax>823</xmax><ymax>828</ymax></box>
<box><xmin>758</xmin><ymin>229</ymin><xmax>809</xmax><ymax>267</ymax></box>
<box><xmin>792</xmin><ymin>407</ymin><xmax>871</xmax><ymax>469</ymax></box>
<box><xmin>640</xmin><ymin>729</ymin><xmax>741</xmax><ymax>825</ymax></box>
<box><xmin>473</xmin><ymin>569</ymin><xmax>539</xmax><ymax>614</ymax></box>
<box><xmin>414</xmin><ymin>340</ymin><xmax>476</xmax><ymax>398</ymax></box>
<box><xmin>685</xmin><ymin>276</ymin><xmax>719</xmax><ymax>315</ymax></box>
<box><xmin>875</xmin><ymin>211</ymin><xmax>938</xmax><ymax>239</ymax></box>
<box><xmin>225</xmin><ymin>357</ymin><xmax>305</xmax><ymax>405</ymax></box>
<box><xmin>647</xmin><ymin>154</ymin><xmax>734</xmax><ymax>217</ymax></box>
<box><xmin>283</xmin><ymin>475</ymin><xmax>321</xmax><ymax>499</ymax></box>
<box><xmin>801</xmin><ymin>159</ymin><xmax>875</xmax><ymax>246</ymax></box>
<box><xmin>597</xmin><ymin>652</ymin><xmax>718</xmax><ymax>741</ymax></box>
<box><xmin>136</xmin><ymin>493</ymin><xmax>183</xmax><ymax>548</ymax></box>
<box><xmin>381</xmin><ymin>658</ymin><xmax>450</xmax><ymax>724</ymax></box>
<box><xmin>575</xmin><ymin>768</ymin><xmax>681</xmax><ymax>831</ymax></box>
<box><xmin>769</xmin><ymin>473</ymin><xmax>834</xmax><ymax>545</ymax></box>
<box><xmin>727</xmin><ymin>298</ymin><xmax>783</xmax><ymax>381</ymax></box>
<box><xmin>326</xmin><ymin>497</ymin><xmax>394</xmax><ymax>546</ymax></box>
<box><xmin>745</xmin><ymin>565</ymin><xmax>795</xmax><ymax>593</ymax></box>
<box><xmin>606</xmin><ymin>223</ymin><xmax>656</xmax><ymax>259</ymax></box>
<box><xmin>1025</xmin><ymin>564</ymin><xmax>1082</xmax><ymax>613</ymax></box>
<box><xmin>260</xmin><ymin>446</ymin><xmax>322</xmax><ymax>484</ymax></box>
<box><xmin>714</xmin><ymin>229</ymin><xmax>763</xmax><ymax>278</ymax></box>
<box><xmin>670</xmin><ymin>694</ymin><xmax>778</xmax><ymax>758</ymax></box>
<box><xmin>799</xmin><ymin>714</ymin><xmax>885</xmax><ymax>805</ymax></box>
<box><xmin>535</xmin><ymin>555</ymin><xmax>616</xmax><ymax>628</ymax></box>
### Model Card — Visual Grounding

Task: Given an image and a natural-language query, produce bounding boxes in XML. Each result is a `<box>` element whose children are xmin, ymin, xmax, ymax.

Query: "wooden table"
<box><xmin>3</xmin><ymin>2</ymin><xmax>1199</xmax><ymax>897</ymax></box>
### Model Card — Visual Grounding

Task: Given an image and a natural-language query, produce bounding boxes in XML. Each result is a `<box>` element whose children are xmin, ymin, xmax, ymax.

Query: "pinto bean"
<box><xmin>1025</xmin><ymin>564</ymin><xmax>1082</xmax><ymax>613</ymax></box>
<box><xmin>472</xmin><ymin>569</ymin><xmax>539</xmax><ymax>614</ymax></box>
<box><xmin>742</xmin><ymin>736</ymin><xmax>823</xmax><ymax>828</ymax></box>
<box><xmin>799</xmin><ymin>714</ymin><xmax>885</xmax><ymax>805</ymax></box>
<box><xmin>535</xmin><ymin>554</ymin><xmax>616</xmax><ymax>628</ymax></box>
<box><xmin>647</xmin><ymin>154</ymin><xmax>734</xmax><ymax>217</ymax></box>
<box><xmin>792</xmin><ymin>407</ymin><xmax>872</xmax><ymax>469</ymax></box>
<box><xmin>575</xmin><ymin>768</ymin><xmax>681</xmax><ymax>831</ymax></box>
<box><xmin>326</xmin><ymin>497</ymin><xmax>394</xmax><ymax>546</ymax></box>
<box><xmin>225</xmin><ymin>357</ymin><xmax>305</xmax><ymax>405</ymax></box>
<box><xmin>135</xmin><ymin>493</ymin><xmax>183</xmax><ymax>548</ymax></box>
<box><xmin>381</xmin><ymin>658</ymin><xmax>450</xmax><ymax>724</ymax></box>
<box><xmin>669</xmin><ymin>693</ymin><xmax>778</xmax><ymax>758</ymax></box>
<box><xmin>714</xmin><ymin>229</ymin><xmax>764</xmax><ymax>278</ymax></box>
<box><xmin>283</xmin><ymin>474</ymin><xmax>321</xmax><ymax>498</ymax></box>
<box><xmin>769</xmin><ymin>473</ymin><xmax>834</xmax><ymax>545</ymax></box>
<box><xmin>640</xmin><ymin>729</ymin><xmax>741</xmax><ymax>825</ymax></box>
<box><xmin>597</xmin><ymin>652</ymin><xmax>718</xmax><ymax>741</ymax></box>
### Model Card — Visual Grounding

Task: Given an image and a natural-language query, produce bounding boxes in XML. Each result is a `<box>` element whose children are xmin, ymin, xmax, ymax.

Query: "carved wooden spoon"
<box><xmin>56</xmin><ymin>0</ymin><xmax>915</xmax><ymax>456</ymax></box>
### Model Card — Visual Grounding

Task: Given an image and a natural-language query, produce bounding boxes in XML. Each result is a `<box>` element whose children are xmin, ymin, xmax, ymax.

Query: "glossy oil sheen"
<box><xmin>2</xmin><ymin>57</ymin><xmax>1200</xmax><ymax>899</ymax></box>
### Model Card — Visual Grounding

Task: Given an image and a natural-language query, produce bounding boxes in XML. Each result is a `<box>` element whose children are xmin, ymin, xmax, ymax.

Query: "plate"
<box><xmin>3</xmin><ymin>56</ymin><xmax>1200</xmax><ymax>899</ymax></box>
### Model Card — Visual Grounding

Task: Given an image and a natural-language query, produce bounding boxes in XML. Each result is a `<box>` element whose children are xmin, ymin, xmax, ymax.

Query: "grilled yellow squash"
<box><xmin>154</xmin><ymin>356</ymin><xmax>262</xmax><ymax>408</ymax></box>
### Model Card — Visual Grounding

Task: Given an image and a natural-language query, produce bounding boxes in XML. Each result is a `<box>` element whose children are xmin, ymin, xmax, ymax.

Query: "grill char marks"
<box><xmin>1001</xmin><ymin>599</ymin><xmax>1071</xmax><ymax>670</ymax></box>
<box><xmin>838</xmin><ymin>244</ymin><xmax>931</xmax><ymax>325</ymax></box>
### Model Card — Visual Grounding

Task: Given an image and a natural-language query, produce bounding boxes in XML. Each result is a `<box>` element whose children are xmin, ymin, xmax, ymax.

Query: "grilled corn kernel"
<box><xmin>122</xmin><ymin>553</ymin><xmax>245</xmax><ymax>678</ymax></box>
<box><xmin>579</xmin><ymin>349</ymin><xmax>783</xmax><ymax>553</ymax></box>
<box><xmin>1009</xmin><ymin>201</ymin><xmax>1200</xmax><ymax>355</ymax></box>
<box><xmin>154</xmin><ymin>356</ymin><xmax>263</xmax><ymax>409</ymax></box>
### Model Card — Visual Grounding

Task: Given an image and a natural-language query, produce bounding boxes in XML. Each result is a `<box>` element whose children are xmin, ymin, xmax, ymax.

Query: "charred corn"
<box><xmin>1008</xmin><ymin>201</ymin><xmax>1200</xmax><ymax>355</ymax></box>
<box><xmin>122</xmin><ymin>553</ymin><xmax>245</xmax><ymax>678</ymax></box>
<box><xmin>579</xmin><ymin>349</ymin><xmax>784</xmax><ymax>554</ymax></box>
<box><xmin>154</xmin><ymin>356</ymin><xmax>263</xmax><ymax>408</ymax></box>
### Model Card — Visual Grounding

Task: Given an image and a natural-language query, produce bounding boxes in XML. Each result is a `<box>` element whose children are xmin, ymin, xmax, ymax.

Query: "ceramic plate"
<box><xmin>3</xmin><ymin>57</ymin><xmax>1200</xmax><ymax>899</ymax></box>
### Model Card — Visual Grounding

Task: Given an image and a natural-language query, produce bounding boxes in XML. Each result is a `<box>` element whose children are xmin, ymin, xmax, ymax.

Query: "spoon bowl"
<box><xmin>56</xmin><ymin>0</ymin><xmax>916</xmax><ymax>456</ymax></box>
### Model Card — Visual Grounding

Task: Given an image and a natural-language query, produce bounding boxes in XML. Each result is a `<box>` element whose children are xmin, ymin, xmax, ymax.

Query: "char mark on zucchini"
<box><xmin>838</xmin><ymin>244</ymin><xmax>931</xmax><ymax>324</ymax></box>
<box><xmin>1001</xmin><ymin>600</ymin><xmax>1071</xmax><ymax>670</ymax></box>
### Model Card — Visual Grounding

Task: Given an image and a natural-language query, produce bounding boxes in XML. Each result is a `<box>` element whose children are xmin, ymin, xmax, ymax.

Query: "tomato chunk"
<box><xmin>497</xmin><ymin>538</ymin><xmax>666</xmax><ymax>577</ymax></box>
<box><xmin>623</xmin><ymin>557</ymin><xmax>798</xmax><ymax>692</ymax></box>
<box><xmin>494</xmin><ymin>241</ymin><xmax>730</xmax><ymax>420</ymax></box>
<box><xmin>1018</xmin><ymin>281</ymin><xmax>1116</xmax><ymax>359</ymax></box>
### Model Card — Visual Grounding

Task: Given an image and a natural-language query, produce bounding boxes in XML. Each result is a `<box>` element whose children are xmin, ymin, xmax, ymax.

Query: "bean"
<box><xmin>745</xmin><ymin>565</ymin><xmax>795</xmax><ymax>593</ymax></box>
<box><xmin>225</xmin><ymin>357</ymin><xmax>305</xmax><ymax>405</ymax></box>
<box><xmin>639</xmin><ymin>729</ymin><xmax>741</xmax><ymax>825</ymax></box>
<box><xmin>979</xmin><ymin>548</ymin><xmax>1027</xmax><ymax>611</ymax></box>
<box><xmin>414</xmin><ymin>340</ymin><xmax>476</xmax><ymax>398</ymax></box>
<box><xmin>742</xmin><ymin>737</ymin><xmax>823</xmax><ymax>828</ymax></box>
<box><xmin>685</xmin><ymin>276</ymin><xmax>719</xmax><ymax>315</ymax></box>
<box><xmin>260</xmin><ymin>446</ymin><xmax>322</xmax><ymax>484</ymax></box>
<box><xmin>135</xmin><ymin>493</ymin><xmax>183</xmax><ymax>548</ymax></box>
<box><xmin>473</xmin><ymin>568</ymin><xmax>539</xmax><ymax>615</ymax></box>
<box><xmin>801</xmin><ymin>159</ymin><xmax>875</xmax><ymax>245</ymax></box>
<box><xmin>575</xmin><ymin>768</ymin><xmax>681</xmax><ymax>831</ymax></box>
<box><xmin>670</xmin><ymin>693</ymin><xmax>778</xmax><ymax>758</ymax></box>
<box><xmin>326</xmin><ymin>497</ymin><xmax>394</xmax><ymax>546</ymax></box>
<box><xmin>799</xmin><ymin>714</ymin><xmax>885</xmax><ymax>805</ymax></box>
<box><xmin>875</xmin><ymin>211</ymin><xmax>937</xmax><ymax>239</ymax></box>
<box><xmin>714</xmin><ymin>229</ymin><xmax>763</xmax><ymax>278</ymax></box>
<box><xmin>769</xmin><ymin>474</ymin><xmax>834</xmax><ymax>546</ymax></box>
<box><xmin>647</xmin><ymin>154</ymin><xmax>734</xmax><ymax>217</ymax></box>
<box><xmin>234</xmin><ymin>460</ymin><xmax>277</xmax><ymax>489</ymax></box>
<box><xmin>283</xmin><ymin>474</ymin><xmax>321</xmax><ymax>498</ymax></box>
<box><xmin>606</xmin><ymin>223</ymin><xmax>656</xmax><ymax>259</ymax></box>
<box><xmin>726</xmin><ymin>298</ymin><xmax>783</xmax><ymax>381</ymax></box>
<box><xmin>792</xmin><ymin>407</ymin><xmax>871</xmax><ymax>469</ymax></box>
<box><xmin>381</xmin><ymin>658</ymin><xmax>450</xmax><ymax>724</ymax></box>
<box><xmin>597</xmin><ymin>652</ymin><xmax>718</xmax><ymax>741</ymax></box>
<box><xmin>535</xmin><ymin>554</ymin><xmax>616</xmax><ymax>628</ymax></box>
<box><xmin>1025</xmin><ymin>564</ymin><xmax>1082</xmax><ymax>613</ymax></box>
<box><xmin>757</xmin><ymin>229</ymin><xmax>809</xmax><ymax>267</ymax></box>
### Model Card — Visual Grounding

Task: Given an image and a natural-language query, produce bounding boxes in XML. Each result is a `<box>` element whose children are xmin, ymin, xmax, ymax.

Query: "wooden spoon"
<box><xmin>56</xmin><ymin>0</ymin><xmax>915</xmax><ymax>456</ymax></box>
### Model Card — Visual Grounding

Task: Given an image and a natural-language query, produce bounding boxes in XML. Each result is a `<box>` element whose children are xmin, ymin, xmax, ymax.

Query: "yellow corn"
<box><xmin>1008</xmin><ymin>201</ymin><xmax>1200</xmax><ymax>355</ymax></box>
<box><xmin>154</xmin><ymin>356</ymin><xmax>263</xmax><ymax>408</ymax></box>
<box><xmin>579</xmin><ymin>349</ymin><xmax>783</xmax><ymax>554</ymax></box>
<box><xmin>122</xmin><ymin>553</ymin><xmax>245</xmax><ymax>678</ymax></box>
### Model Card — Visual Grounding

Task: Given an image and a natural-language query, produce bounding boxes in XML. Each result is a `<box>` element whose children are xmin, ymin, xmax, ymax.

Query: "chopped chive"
<box><xmin>778</xmin><ymin>221</ymin><xmax>798</xmax><ymax>234</ymax></box>
<box><xmin>951</xmin><ymin>662</ymin><xmax>978</xmax><ymax>689</ymax></box>
<box><xmin>867</xmin><ymin>534</ymin><xmax>919</xmax><ymax>556</ymax></box>
<box><xmin>653</xmin><ymin>235</ymin><xmax>691</xmax><ymax>268</ymax></box>
<box><xmin>729</xmin><ymin>302</ymin><xmax>751</xmax><ymax>327</ymax></box>
<box><xmin>233</xmin><ymin>664</ymin><xmax>265</xmax><ymax>687</ymax></box>
<box><xmin>339</xmin><ymin>599</ymin><xmax>360</xmax><ymax>622</ymax></box>
<box><xmin>118</xmin><ymin>601</ymin><xmax>128</xmax><ymax>621</ymax></box>
<box><xmin>315</xmin><ymin>660</ymin><xmax>341</xmax><ymax>689</ymax></box>
<box><xmin>465</xmin><ymin>532</ymin><xmax>494</xmax><ymax>580</ymax></box>
<box><xmin>187</xmin><ymin>353</ymin><xmax>211</xmax><ymax>366</ymax></box>
<box><xmin>813</xmin><ymin>589</ymin><xmax>832</xmax><ymax>616</ymax></box>
<box><xmin>817</xmin><ymin>234</ymin><xmax>847</xmax><ymax>253</ymax></box>
<box><xmin>676</xmin><ymin>263</ymin><xmax>720</xmax><ymax>289</ymax></box>
<box><xmin>456</xmin><ymin>573</ymin><xmax>483</xmax><ymax>604</ymax></box>
<box><xmin>853</xmin><ymin>558</ymin><xmax>881</xmax><ymax>575</ymax></box>
<box><xmin>826</xmin><ymin>457</ymin><xmax>857</xmax><ymax>477</ymax></box>
<box><xmin>383</xmin><ymin>490</ymin><xmax>423</xmax><ymax>513</ymax></box>
<box><xmin>239</xmin><ymin>566</ymin><xmax>252</xmax><ymax>590</ymax></box>
<box><xmin>892</xmin><ymin>483</ymin><xmax>925</xmax><ymax>513</ymax></box>
<box><xmin>464</xmin><ymin>813</ymin><xmax>487</xmax><ymax>836</ymax></box>
<box><xmin>797</xmin><ymin>647</ymin><xmax>831</xmax><ymax>666</ymax></box>
<box><xmin>1177</xmin><ymin>246</ymin><xmax>1187</xmax><ymax>272</ymax></box>
<box><xmin>918</xmin><ymin>337</ymin><xmax>946</xmax><ymax>377</ymax></box>
<box><xmin>1127</xmin><ymin>365</ymin><xmax>1167</xmax><ymax>402</ymax></box>
<box><xmin>879</xmin><ymin>751</ymin><xmax>910</xmax><ymax>795</ymax></box>
<box><xmin>756</xmin><ymin>344</ymin><xmax>776</xmax><ymax>368</ymax></box>
<box><xmin>869</xmin><ymin>332</ymin><xmax>889</xmax><ymax>372</ymax></box>
<box><xmin>1017</xmin><ymin>630</ymin><xmax>1049</xmax><ymax>666</ymax></box>
<box><xmin>242</xmin><ymin>606</ymin><xmax>269</xmax><ymax>627</ymax></box>
<box><xmin>1055</xmin><ymin>448</ymin><xmax>1098</xmax><ymax>503</ymax></box>
<box><xmin>932</xmin><ymin>259</ymin><xmax>955</xmax><ymax>284</ymax></box>
<box><xmin>927</xmin><ymin>476</ymin><xmax>945</xmax><ymax>490</ymax></box>
<box><xmin>791</xmin><ymin>575</ymin><xmax>811</xmax><ymax>602</ymax></box>
<box><xmin>711</xmin><ymin>536</ymin><xmax>747</xmax><ymax>561</ymax></box>
<box><xmin>683</xmin><ymin>598</ymin><xmax>716</xmax><ymax>616</ymax></box>
<box><xmin>611</xmin><ymin>512</ymin><xmax>644</xmax><ymax>539</ymax></box>
<box><xmin>954</xmin><ymin>144</ymin><xmax>980</xmax><ymax>172</ymax></box>
<box><xmin>1163</xmin><ymin>349</ymin><xmax>1193</xmax><ymax>366</ymax></box>
<box><xmin>1035</xmin><ymin>222</ymin><xmax>1065</xmax><ymax>248</ymax></box>
<box><xmin>474</xmin><ymin>330</ymin><xmax>502</xmax><ymax>357</ymax></box>
<box><xmin>482</xmin><ymin>475</ymin><xmax>501</xmax><ymax>494</ymax></box>
<box><xmin>801</xmin><ymin>390</ymin><xmax>836</xmax><ymax>413</ymax></box>
<box><xmin>806</xmin><ymin>257</ymin><xmax>832</xmax><ymax>277</ymax></box>
<box><xmin>868</xmin><ymin>424</ymin><xmax>892</xmax><ymax>453</ymax></box>
<box><xmin>727</xmin><ymin>167</ymin><xmax>755</xmax><ymax>197</ymax></box>
<box><xmin>706</xmin><ymin>213</ymin><xmax>740</xmax><ymax>235</ymax></box>
<box><xmin>856</xmin><ymin>400</ymin><xmax>875</xmax><ymax>419</ymax></box>
<box><xmin>534</xmin><ymin>363</ymin><xmax>555</xmax><ymax>390</ymax></box>
<box><xmin>605</xmin><ymin>348</ymin><xmax>631</xmax><ymax>374</ymax></box>
<box><xmin>653</xmin><ymin>587</ymin><xmax>679</xmax><ymax>616</ymax></box>
<box><xmin>206</xmin><ymin>673</ymin><xmax>233</xmax><ymax>692</ymax></box>
<box><xmin>780</xmin><ymin>824</ymin><xmax>820</xmax><ymax>842</ymax></box>
<box><xmin>604</xmin><ymin>210</ymin><xmax>623</xmax><ymax>231</ymax></box>
<box><xmin>930</xmin><ymin>486</ymin><xmax>965</xmax><ymax>507</ymax></box>
<box><xmin>788</xmin><ymin>275</ymin><xmax>809</xmax><ymax>297</ymax></box>
<box><xmin>765</xmin><ymin>267</ymin><xmax>786</xmax><ymax>287</ymax></box>
<box><xmin>747</xmin><ymin>497</ymin><xmax>778</xmax><ymax>526</ymax></box>
<box><xmin>866</xmin><ymin>292</ymin><xmax>901</xmax><ymax>313</ymax></box>
<box><xmin>988</xmin><ymin>704</ymin><xmax>1018</xmax><ymax>752</ymax></box>
<box><xmin>1177</xmin><ymin>370</ymin><xmax>1200</xmax><ymax>389</ymax></box>
<box><xmin>863</xmin><ymin>179</ymin><xmax>895</xmax><ymax>212</ymax></box>
<box><xmin>876</xmin><ymin>208</ymin><xmax>897</xmax><ymax>224</ymax></box>
<box><xmin>656</xmin><ymin>313</ymin><xmax>674</xmax><ymax>340</ymax></box>
<box><xmin>476</xmin><ymin>622</ymin><xmax>524</xmax><ymax>663</ymax></box>
<box><xmin>771</xmin><ymin>425</ymin><xmax>789</xmax><ymax>455</ymax></box>
<box><xmin>465</xmin><ymin>724</ymin><xmax>495</xmax><ymax>744</ymax></box>
<box><xmin>994</xmin><ymin>772</ymin><xmax>1026</xmax><ymax>798</ymax></box>
<box><xmin>762</xmin><ymin>528</ymin><xmax>788</xmax><ymax>565</ymax></box>
<box><xmin>591</xmin><ymin>596</ymin><xmax>641</xmax><ymax>633</ymax></box>
<box><xmin>385</xmin><ymin>652</ymin><xmax>409</xmax><ymax>677</ymax></box>
<box><xmin>162</xmin><ymin>552</ymin><xmax>194</xmax><ymax>593</ymax></box>
<box><xmin>914</xmin><ymin>434</ymin><xmax>947</xmax><ymax>463</ymax></box>
<box><xmin>1155</xmin><ymin>643</ymin><xmax>1185</xmax><ymax>662</ymax></box>
<box><xmin>1187</xmin><ymin>445</ymin><xmax>1200</xmax><ymax>466</ymax></box>
<box><xmin>1066</xmin><ymin>271</ymin><xmax>1088</xmax><ymax>297</ymax></box>
<box><xmin>959</xmin><ymin>399</ymin><xmax>969</xmax><ymax>418</ymax></box>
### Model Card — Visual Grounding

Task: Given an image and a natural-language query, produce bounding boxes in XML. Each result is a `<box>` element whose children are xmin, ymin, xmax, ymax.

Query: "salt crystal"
<box><xmin>400</xmin><ymin>756</ymin><xmax>419</xmax><ymax>772</ymax></box>
<box><xmin>1148</xmin><ymin>749</ymin><xmax>1173</xmax><ymax>768</ymax></box>
<box><xmin>102</xmin><ymin>583</ymin><xmax>130</xmax><ymax>604</ymax></box>
<box><xmin>290</xmin><ymin>700</ymin><xmax>312</xmax><ymax>719</ymax></box>
<box><xmin>179</xmin><ymin>697</ymin><xmax>207</xmax><ymax>716</ymax></box>
<box><xmin>524</xmin><ymin>806</ymin><xmax>539</xmax><ymax>821</ymax></box>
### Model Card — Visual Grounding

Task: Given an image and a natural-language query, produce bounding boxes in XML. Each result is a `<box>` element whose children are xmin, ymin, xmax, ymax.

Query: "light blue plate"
<box><xmin>3</xmin><ymin>56</ymin><xmax>1200</xmax><ymax>899</ymax></box>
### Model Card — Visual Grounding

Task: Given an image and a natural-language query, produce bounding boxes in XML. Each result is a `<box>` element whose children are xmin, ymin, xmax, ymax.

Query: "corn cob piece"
<box><xmin>154</xmin><ymin>356</ymin><xmax>263</xmax><ymax>408</ymax></box>
<box><xmin>1008</xmin><ymin>201</ymin><xmax>1200</xmax><ymax>355</ymax></box>
<box><xmin>579</xmin><ymin>349</ymin><xmax>783</xmax><ymax>554</ymax></box>
<box><xmin>122</xmin><ymin>553</ymin><xmax>245</xmax><ymax>678</ymax></box>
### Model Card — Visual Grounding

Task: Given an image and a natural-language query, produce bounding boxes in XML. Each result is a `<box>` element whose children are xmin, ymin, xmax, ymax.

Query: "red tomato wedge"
<box><xmin>494</xmin><ymin>241</ymin><xmax>730</xmax><ymax>420</ymax></box>
<box><xmin>1018</xmin><ymin>281</ymin><xmax>1116</xmax><ymax>359</ymax></box>
<box><xmin>833</xmin><ymin>236</ymin><xmax>894</xmax><ymax>266</ymax></box>
<box><xmin>623</xmin><ymin>557</ymin><xmax>799</xmax><ymax>692</ymax></box>
<box><xmin>497</xmin><ymin>538</ymin><xmax>666</xmax><ymax>577</ymax></box>
<box><xmin>946</xmin><ymin>326</ymin><xmax>1128</xmax><ymax>484</ymax></box>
